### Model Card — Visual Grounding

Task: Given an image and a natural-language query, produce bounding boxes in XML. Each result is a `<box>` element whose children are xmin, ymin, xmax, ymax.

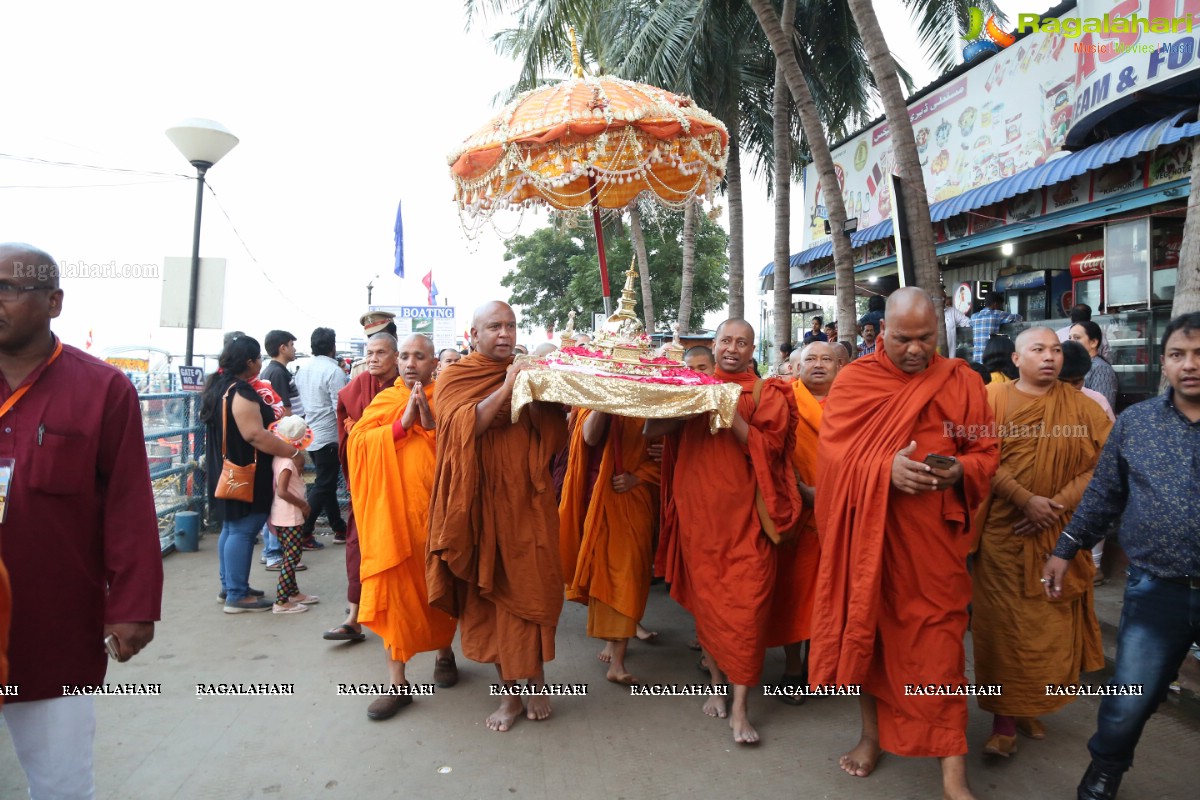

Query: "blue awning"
<box><xmin>763</xmin><ymin>112</ymin><xmax>1200</xmax><ymax>276</ymax></box>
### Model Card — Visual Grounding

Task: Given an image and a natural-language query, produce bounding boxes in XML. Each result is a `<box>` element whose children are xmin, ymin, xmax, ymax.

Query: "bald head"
<box><xmin>471</xmin><ymin>301</ymin><xmax>517</xmax><ymax>360</ymax></box>
<box><xmin>0</xmin><ymin>243</ymin><xmax>65</xmax><ymax>355</ymax></box>
<box><xmin>714</xmin><ymin>319</ymin><xmax>755</xmax><ymax>374</ymax></box>
<box><xmin>397</xmin><ymin>333</ymin><xmax>436</xmax><ymax>388</ymax></box>
<box><xmin>0</xmin><ymin>243</ymin><xmax>60</xmax><ymax>289</ymax></box>
<box><xmin>532</xmin><ymin>342</ymin><xmax>558</xmax><ymax>357</ymax></box>
<box><xmin>368</xmin><ymin>332</ymin><xmax>398</xmax><ymax>351</ymax></box>
<box><xmin>793</xmin><ymin>341</ymin><xmax>840</xmax><ymax>398</ymax></box>
<box><xmin>1013</xmin><ymin>326</ymin><xmax>1062</xmax><ymax>389</ymax></box>
<box><xmin>881</xmin><ymin>288</ymin><xmax>939</xmax><ymax>374</ymax></box>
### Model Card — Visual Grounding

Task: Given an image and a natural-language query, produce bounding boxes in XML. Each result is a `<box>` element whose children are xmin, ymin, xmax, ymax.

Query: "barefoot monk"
<box><xmin>648</xmin><ymin>318</ymin><xmax>802</xmax><ymax>744</ymax></box>
<box><xmin>559</xmin><ymin>410</ymin><xmax>660</xmax><ymax>686</ymax></box>
<box><xmin>813</xmin><ymin>288</ymin><xmax>999</xmax><ymax>799</ymax></box>
<box><xmin>426</xmin><ymin>301</ymin><xmax>568</xmax><ymax>732</ymax></box>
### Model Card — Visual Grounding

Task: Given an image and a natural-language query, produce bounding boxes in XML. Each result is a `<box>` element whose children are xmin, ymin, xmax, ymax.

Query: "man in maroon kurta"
<box><xmin>0</xmin><ymin>243</ymin><xmax>163</xmax><ymax>797</ymax></box>
<box><xmin>325</xmin><ymin>332</ymin><xmax>399</xmax><ymax>643</ymax></box>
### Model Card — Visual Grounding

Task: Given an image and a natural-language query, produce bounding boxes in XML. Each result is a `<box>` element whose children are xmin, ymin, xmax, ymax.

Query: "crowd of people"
<box><xmin>0</xmin><ymin>240</ymin><xmax>1196</xmax><ymax>800</ymax></box>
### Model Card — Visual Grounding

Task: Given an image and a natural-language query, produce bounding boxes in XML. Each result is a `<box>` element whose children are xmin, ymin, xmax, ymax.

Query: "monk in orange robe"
<box><xmin>427</xmin><ymin>301</ymin><xmax>567</xmax><ymax>732</ymax></box>
<box><xmin>347</xmin><ymin>334</ymin><xmax>458</xmax><ymax>721</ymax></box>
<box><xmin>972</xmin><ymin>327</ymin><xmax>1109</xmax><ymax>756</ymax></box>
<box><xmin>813</xmin><ymin>288</ymin><xmax>999</xmax><ymax>800</ymax></box>
<box><xmin>328</xmin><ymin>332</ymin><xmax>399</xmax><ymax>644</ymax></box>
<box><xmin>648</xmin><ymin>319</ymin><xmax>802</xmax><ymax>744</ymax></box>
<box><xmin>559</xmin><ymin>410</ymin><xmax>660</xmax><ymax>685</ymax></box>
<box><xmin>766</xmin><ymin>341</ymin><xmax>840</xmax><ymax>701</ymax></box>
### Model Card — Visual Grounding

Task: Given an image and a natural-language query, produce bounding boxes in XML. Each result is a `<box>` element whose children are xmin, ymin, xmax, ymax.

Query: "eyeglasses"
<box><xmin>0</xmin><ymin>282</ymin><xmax>53</xmax><ymax>297</ymax></box>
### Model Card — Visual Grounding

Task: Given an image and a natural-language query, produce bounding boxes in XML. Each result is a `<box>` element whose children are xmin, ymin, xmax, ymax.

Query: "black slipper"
<box><xmin>323</xmin><ymin>623</ymin><xmax>366</xmax><ymax>642</ymax></box>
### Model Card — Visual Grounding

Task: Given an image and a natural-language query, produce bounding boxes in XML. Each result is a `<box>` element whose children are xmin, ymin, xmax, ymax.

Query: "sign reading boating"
<box><xmin>370</xmin><ymin>306</ymin><xmax>457</xmax><ymax>352</ymax></box>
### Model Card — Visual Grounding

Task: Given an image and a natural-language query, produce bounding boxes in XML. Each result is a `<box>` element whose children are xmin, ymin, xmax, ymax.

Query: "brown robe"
<box><xmin>972</xmin><ymin>380</ymin><xmax>1110</xmax><ymax>716</ymax></box>
<box><xmin>426</xmin><ymin>354</ymin><xmax>567</xmax><ymax>680</ymax></box>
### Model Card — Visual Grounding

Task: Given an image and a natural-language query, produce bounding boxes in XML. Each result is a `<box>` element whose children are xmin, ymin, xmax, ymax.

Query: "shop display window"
<box><xmin>1103</xmin><ymin>219</ymin><xmax>1150</xmax><ymax>308</ymax></box>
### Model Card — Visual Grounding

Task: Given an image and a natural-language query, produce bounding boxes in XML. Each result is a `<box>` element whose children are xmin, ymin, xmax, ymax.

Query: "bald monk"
<box><xmin>559</xmin><ymin>410</ymin><xmax>660</xmax><ymax>685</ymax></box>
<box><xmin>435</xmin><ymin>348</ymin><xmax>460</xmax><ymax>377</ymax></box>
<box><xmin>814</xmin><ymin>288</ymin><xmax>999</xmax><ymax>800</ymax></box>
<box><xmin>346</xmin><ymin>334</ymin><xmax>458</xmax><ymax>719</ymax></box>
<box><xmin>327</xmin><ymin>333</ymin><xmax>400</xmax><ymax>644</ymax></box>
<box><xmin>683</xmin><ymin>345</ymin><xmax>715</xmax><ymax>375</ymax></box>
<box><xmin>648</xmin><ymin>319</ymin><xmax>802</xmax><ymax>744</ymax></box>
<box><xmin>971</xmin><ymin>327</ymin><xmax>1109</xmax><ymax>756</ymax></box>
<box><xmin>426</xmin><ymin>301</ymin><xmax>568</xmax><ymax>732</ymax></box>
<box><xmin>767</xmin><ymin>341</ymin><xmax>840</xmax><ymax>702</ymax></box>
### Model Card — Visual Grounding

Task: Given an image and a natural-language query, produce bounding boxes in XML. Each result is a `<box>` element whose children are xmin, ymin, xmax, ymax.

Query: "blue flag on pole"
<box><xmin>393</xmin><ymin>200</ymin><xmax>405</xmax><ymax>278</ymax></box>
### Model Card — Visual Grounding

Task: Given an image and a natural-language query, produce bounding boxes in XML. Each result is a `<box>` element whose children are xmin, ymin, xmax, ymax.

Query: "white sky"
<box><xmin>0</xmin><ymin>0</ymin><xmax>1031</xmax><ymax>355</ymax></box>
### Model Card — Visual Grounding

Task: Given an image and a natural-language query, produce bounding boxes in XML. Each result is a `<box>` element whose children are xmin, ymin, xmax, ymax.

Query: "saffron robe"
<box><xmin>662</xmin><ymin>369</ymin><xmax>802</xmax><ymax>685</ymax></box>
<box><xmin>765</xmin><ymin>382</ymin><xmax>824</xmax><ymax>647</ymax></box>
<box><xmin>813</xmin><ymin>351</ymin><xmax>998</xmax><ymax>757</ymax></box>
<box><xmin>426</xmin><ymin>354</ymin><xmax>568</xmax><ymax>680</ymax></box>
<box><xmin>972</xmin><ymin>381</ymin><xmax>1109</xmax><ymax>716</ymax></box>
<box><xmin>559</xmin><ymin>412</ymin><xmax>660</xmax><ymax>639</ymax></box>
<box><xmin>337</xmin><ymin>370</ymin><xmax>392</xmax><ymax>604</ymax></box>
<box><xmin>348</xmin><ymin>379</ymin><xmax>456</xmax><ymax>661</ymax></box>
<box><xmin>0</xmin><ymin>343</ymin><xmax>163</xmax><ymax>703</ymax></box>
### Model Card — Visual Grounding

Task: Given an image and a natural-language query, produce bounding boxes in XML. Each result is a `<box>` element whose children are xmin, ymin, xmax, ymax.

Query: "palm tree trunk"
<box><xmin>679</xmin><ymin>200</ymin><xmax>697</xmax><ymax>331</ymax></box>
<box><xmin>749</xmin><ymin>0</ymin><xmax>856</xmax><ymax>352</ymax></box>
<box><xmin>1173</xmin><ymin>122</ymin><xmax>1200</xmax><ymax>317</ymax></box>
<box><xmin>727</xmin><ymin>124</ymin><xmax>745</xmax><ymax>320</ymax></box>
<box><xmin>772</xmin><ymin>0</ymin><xmax>797</xmax><ymax>365</ymax></box>
<box><xmin>630</xmin><ymin>204</ymin><xmax>656</xmax><ymax>330</ymax></box>
<box><xmin>844</xmin><ymin>0</ymin><xmax>944</xmax><ymax>347</ymax></box>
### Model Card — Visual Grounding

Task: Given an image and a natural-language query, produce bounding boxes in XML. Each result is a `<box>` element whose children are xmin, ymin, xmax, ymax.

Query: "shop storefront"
<box><xmin>762</xmin><ymin>0</ymin><xmax>1200</xmax><ymax>411</ymax></box>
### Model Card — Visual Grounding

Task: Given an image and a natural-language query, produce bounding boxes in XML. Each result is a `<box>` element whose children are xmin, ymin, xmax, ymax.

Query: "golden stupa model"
<box><xmin>559</xmin><ymin>259</ymin><xmax>685</xmax><ymax>367</ymax></box>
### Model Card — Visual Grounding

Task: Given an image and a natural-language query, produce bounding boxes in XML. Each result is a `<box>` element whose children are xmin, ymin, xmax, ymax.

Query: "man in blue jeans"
<box><xmin>295</xmin><ymin>326</ymin><xmax>348</xmax><ymax>549</ymax></box>
<box><xmin>1043</xmin><ymin>311</ymin><xmax>1200</xmax><ymax>800</ymax></box>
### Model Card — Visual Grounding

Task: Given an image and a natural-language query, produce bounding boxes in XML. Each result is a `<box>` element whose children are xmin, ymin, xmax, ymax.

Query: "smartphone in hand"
<box><xmin>923</xmin><ymin>454</ymin><xmax>957</xmax><ymax>471</ymax></box>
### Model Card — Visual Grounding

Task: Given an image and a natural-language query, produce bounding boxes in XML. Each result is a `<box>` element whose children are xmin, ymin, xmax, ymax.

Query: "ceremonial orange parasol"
<box><xmin>449</xmin><ymin>32</ymin><xmax>728</xmax><ymax>314</ymax></box>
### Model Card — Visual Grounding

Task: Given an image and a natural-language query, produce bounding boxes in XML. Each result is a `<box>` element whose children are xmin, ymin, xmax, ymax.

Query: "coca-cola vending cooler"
<box><xmin>1069</xmin><ymin>251</ymin><xmax>1104</xmax><ymax>313</ymax></box>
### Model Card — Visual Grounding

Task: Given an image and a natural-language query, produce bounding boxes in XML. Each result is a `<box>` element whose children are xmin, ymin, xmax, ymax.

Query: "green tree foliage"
<box><xmin>501</xmin><ymin>208</ymin><xmax>728</xmax><ymax>333</ymax></box>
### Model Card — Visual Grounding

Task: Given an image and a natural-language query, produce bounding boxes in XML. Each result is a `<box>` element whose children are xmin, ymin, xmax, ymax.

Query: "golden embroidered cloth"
<box><xmin>511</xmin><ymin>366</ymin><xmax>739</xmax><ymax>433</ymax></box>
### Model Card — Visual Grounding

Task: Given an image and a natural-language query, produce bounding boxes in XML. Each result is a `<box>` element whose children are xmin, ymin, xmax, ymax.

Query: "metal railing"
<box><xmin>141</xmin><ymin>391</ymin><xmax>206</xmax><ymax>552</ymax></box>
<box><xmin>141</xmin><ymin>391</ymin><xmax>351</xmax><ymax>553</ymax></box>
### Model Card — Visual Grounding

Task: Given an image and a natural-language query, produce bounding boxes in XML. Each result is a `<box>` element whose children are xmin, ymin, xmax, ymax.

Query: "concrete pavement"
<box><xmin>2</xmin><ymin>533</ymin><xmax>1197</xmax><ymax>800</ymax></box>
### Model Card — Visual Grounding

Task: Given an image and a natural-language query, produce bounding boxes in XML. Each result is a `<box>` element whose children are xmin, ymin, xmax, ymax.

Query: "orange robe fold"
<box><xmin>347</xmin><ymin>379</ymin><xmax>456</xmax><ymax>662</ymax></box>
<box><xmin>813</xmin><ymin>352</ymin><xmax>999</xmax><ymax>757</ymax></box>
<box><xmin>765</xmin><ymin>382</ymin><xmax>824</xmax><ymax>648</ymax></box>
<box><xmin>663</xmin><ymin>369</ymin><xmax>802</xmax><ymax>685</ymax></box>
<box><xmin>426</xmin><ymin>354</ymin><xmax>568</xmax><ymax>680</ymax></box>
<box><xmin>559</xmin><ymin>412</ymin><xmax>660</xmax><ymax>640</ymax></box>
<box><xmin>972</xmin><ymin>381</ymin><xmax>1110</xmax><ymax>716</ymax></box>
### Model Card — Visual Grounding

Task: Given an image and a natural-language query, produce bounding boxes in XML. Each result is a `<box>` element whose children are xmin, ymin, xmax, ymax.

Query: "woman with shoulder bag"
<box><xmin>200</xmin><ymin>336</ymin><xmax>304</xmax><ymax>613</ymax></box>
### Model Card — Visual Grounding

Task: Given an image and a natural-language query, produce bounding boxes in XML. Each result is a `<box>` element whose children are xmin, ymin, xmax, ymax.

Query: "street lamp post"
<box><xmin>165</xmin><ymin>119</ymin><xmax>239</xmax><ymax>366</ymax></box>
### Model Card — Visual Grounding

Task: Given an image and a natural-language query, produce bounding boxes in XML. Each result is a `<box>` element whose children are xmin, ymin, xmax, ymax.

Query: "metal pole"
<box><xmin>367</xmin><ymin>281</ymin><xmax>374</xmax><ymax>306</ymax></box>
<box><xmin>184</xmin><ymin>163</ymin><xmax>210</xmax><ymax>366</ymax></box>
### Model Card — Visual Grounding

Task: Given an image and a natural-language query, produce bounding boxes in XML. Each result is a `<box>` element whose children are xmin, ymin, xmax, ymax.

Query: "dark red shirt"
<box><xmin>0</xmin><ymin>341</ymin><xmax>163</xmax><ymax>702</ymax></box>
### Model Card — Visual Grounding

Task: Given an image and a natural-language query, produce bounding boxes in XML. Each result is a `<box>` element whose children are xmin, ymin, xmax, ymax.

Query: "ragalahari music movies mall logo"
<box><xmin>962</xmin><ymin>7</ymin><xmax>1015</xmax><ymax>61</ymax></box>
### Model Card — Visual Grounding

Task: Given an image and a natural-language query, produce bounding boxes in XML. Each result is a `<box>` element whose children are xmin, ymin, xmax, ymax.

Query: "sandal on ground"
<box><xmin>290</xmin><ymin>594</ymin><xmax>320</xmax><ymax>605</ymax></box>
<box><xmin>272</xmin><ymin>602</ymin><xmax>308</xmax><ymax>615</ymax></box>
<box><xmin>323</xmin><ymin>624</ymin><xmax>366</xmax><ymax>642</ymax></box>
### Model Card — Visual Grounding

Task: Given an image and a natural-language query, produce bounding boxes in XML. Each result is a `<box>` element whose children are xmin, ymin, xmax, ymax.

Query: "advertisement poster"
<box><xmin>803</xmin><ymin>18</ymin><xmax>1077</xmax><ymax>249</ymax></box>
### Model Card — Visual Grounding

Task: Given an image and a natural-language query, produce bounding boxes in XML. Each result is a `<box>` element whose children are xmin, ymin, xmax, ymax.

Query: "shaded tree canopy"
<box><xmin>501</xmin><ymin>206</ymin><xmax>728</xmax><ymax>333</ymax></box>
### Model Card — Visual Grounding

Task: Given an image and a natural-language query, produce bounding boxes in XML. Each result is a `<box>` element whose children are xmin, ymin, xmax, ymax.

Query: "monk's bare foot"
<box><xmin>485</xmin><ymin>697</ymin><xmax>523</xmax><ymax>732</ymax></box>
<box><xmin>730</xmin><ymin>712</ymin><xmax>760</xmax><ymax>744</ymax></box>
<box><xmin>702</xmin><ymin>695</ymin><xmax>728</xmax><ymax>719</ymax></box>
<box><xmin>635</xmin><ymin>624</ymin><xmax>658</xmax><ymax>643</ymax></box>
<box><xmin>526</xmin><ymin>695</ymin><xmax>552</xmax><ymax>721</ymax></box>
<box><xmin>942</xmin><ymin>788</ymin><xmax>978</xmax><ymax>800</ymax></box>
<box><xmin>597</xmin><ymin>642</ymin><xmax>614</xmax><ymax>663</ymax></box>
<box><xmin>839</xmin><ymin>737</ymin><xmax>882</xmax><ymax>777</ymax></box>
<box><xmin>606</xmin><ymin>667</ymin><xmax>637</xmax><ymax>686</ymax></box>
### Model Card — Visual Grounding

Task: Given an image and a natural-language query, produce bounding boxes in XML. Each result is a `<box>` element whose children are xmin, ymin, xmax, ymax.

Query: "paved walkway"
<box><xmin>2</xmin><ymin>534</ymin><xmax>1197</xmax><ymax>800</ymax></box>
